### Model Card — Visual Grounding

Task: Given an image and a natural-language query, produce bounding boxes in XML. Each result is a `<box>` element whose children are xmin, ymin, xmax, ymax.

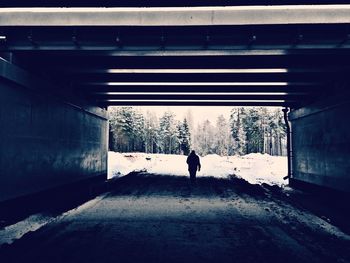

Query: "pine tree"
<box><xmin>132</xmin><ymin>110</ymin><xmax>145</xmax><ymax>152</ymax></box>
<box><xmin>177</xmin><ymin>118</ymin><xmax>191</xmax><ymax>155</ymax></box>
<box><xmin>108</xmin><ymin>107</ymin><xmax>145</xmax><ymax>152</ymax></box>
<box><xmin>112</xmin><ymin>107</ymin><xmax>134</xmax><ymax>152</ymax></box>
<box><xmin>144</xmin><ymin>111</ymin><xmax>159</xmax><ymax>153</ymax></box>
<box><xmin>194</xmin><ymin>119</ymin><xmax>215</xmax><ymax>156</ymax></box>
<box><xmin>241</xmin><ymin>108</ymin><xmax>264</xmax><ymax>154</ymax></box>
<box><xmin>108</xmin><ymin>107</ymin><xmax>118</xmax><ymax>151</ymax></box>
<box><xmin>158</xmin><ymin>111</ymin><xmax>177</xmax><ymax>154</ymax></box>
<box><xmin>185</xmin><ymin>109</ymin><xmax>195</xmax><ymax>146</ymax></box>
<box><xmin>214</xmin><ymin>115</ymin><xmax>231</xmax><ymax>156</ymax></box>
<box><xmin>229</xmin><ymin>107</ymin><xmax>246</xmax><ymax>155</ymax></box>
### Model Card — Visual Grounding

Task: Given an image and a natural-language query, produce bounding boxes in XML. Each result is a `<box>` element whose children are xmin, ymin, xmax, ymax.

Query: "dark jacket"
<box><xmin>186</xmin><ymin>152</ymin><xmax>201</xmax><ymax>171</ymax></box>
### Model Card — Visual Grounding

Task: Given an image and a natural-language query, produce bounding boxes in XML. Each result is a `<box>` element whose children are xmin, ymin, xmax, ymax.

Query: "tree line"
<box><xmin>109</xmin><ymin>107</ymin><xmax>287</xmax><ymax>156</ymax></box>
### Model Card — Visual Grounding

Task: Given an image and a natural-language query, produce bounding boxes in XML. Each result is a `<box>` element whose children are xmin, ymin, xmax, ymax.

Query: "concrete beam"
<box><xmin>81</xmin><ymin>81</ymin><xmax>319</xmax><ymax>86</ymax></box>
<box><xmin>101</xmin><ymin>99</ymin><xmax>292</xmax><ymax>106</ymax></box>
<box><xmin>5</xmin><ymin>49</ymin><xmax>349</xmax><ymax>57</ymax></box>
<box><xmin>60</xmin><ymin>68</ymin><xmax>344</xmax><ymax>74</ymax></box>
<box><xmin>0</xmin><ymin>5</ymin><xmax>350</xmax><ymax>26</ymax></box>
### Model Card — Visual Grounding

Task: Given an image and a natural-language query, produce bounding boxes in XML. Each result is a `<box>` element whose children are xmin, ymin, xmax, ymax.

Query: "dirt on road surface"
<box><xmin>1</xmin><ymin>173</ymin><xmax>350</xmax><ymax>263</ymax></box>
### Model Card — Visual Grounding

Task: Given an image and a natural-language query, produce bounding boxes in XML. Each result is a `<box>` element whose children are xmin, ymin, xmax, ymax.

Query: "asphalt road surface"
<box><xmin>1</xmin><ymin>173</ymin><xmax>350</xmax><ymax>263</ymax></box>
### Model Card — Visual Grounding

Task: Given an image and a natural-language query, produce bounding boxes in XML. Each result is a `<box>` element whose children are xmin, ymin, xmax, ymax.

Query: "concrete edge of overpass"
<box><xmin>1</xmin><ymin>5</ymin><xmax>350</xmax><ymax>26</ymax></box>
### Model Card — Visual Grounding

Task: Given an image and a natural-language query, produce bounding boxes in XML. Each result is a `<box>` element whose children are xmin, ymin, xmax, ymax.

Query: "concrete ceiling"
<box><xmin>1</xmin><ymin>5</ymin><xmax>350</xmax><ymax>108</ymax></box>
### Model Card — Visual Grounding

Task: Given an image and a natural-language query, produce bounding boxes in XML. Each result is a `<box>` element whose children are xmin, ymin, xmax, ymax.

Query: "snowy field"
<box><xmin>108</xmin><ymin>152</ymin><xmax>288</xmax><ymax>186</ymax></box>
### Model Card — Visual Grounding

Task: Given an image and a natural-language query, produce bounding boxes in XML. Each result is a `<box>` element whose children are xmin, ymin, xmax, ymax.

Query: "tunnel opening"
<box><xmin>107</xmin><ymin>106</ymin><xmax>288</xmax><ymax>188</ymax></box>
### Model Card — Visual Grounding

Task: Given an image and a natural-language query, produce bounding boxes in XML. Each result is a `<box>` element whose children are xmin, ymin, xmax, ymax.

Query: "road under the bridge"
<box><xmin>1</xmin><ymin>5</ymin><xmax>350</xmax><ymax>262</ymax></box>
<box><xmin>1</xmin><ymin>173</ymin><xmax>349</xmax><ymax>263</ymax></box>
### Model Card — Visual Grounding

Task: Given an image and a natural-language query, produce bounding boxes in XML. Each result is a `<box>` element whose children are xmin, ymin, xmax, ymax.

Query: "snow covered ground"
<box><xmin>108</xmin><ymin>152</ymin><xmax>288</xmax><ymax>186</ymax></box>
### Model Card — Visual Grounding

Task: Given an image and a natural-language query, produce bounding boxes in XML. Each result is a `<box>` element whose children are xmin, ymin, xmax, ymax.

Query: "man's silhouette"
<box><xmin>186</xmin><ymin>150</ymin><xmax>201</xmax><ymax>184</ymax></box>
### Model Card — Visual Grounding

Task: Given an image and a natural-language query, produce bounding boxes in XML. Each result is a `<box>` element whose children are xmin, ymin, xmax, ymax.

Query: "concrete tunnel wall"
<box><xmin>289</xmin><ymin>95</ymin><xmax>350</xmax><ymax>193</ymax></box>
<box><xmin>0</xmin><ymin>79</ymin><xmax>108</xmax><ymax>203</ymax></box>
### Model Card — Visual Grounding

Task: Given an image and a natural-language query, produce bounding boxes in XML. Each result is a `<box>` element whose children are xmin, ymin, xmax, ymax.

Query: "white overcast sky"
<box><xmin>130</xmin><ymin>106</ymin><xmax>282</xmax><ymax>125</ymax></box>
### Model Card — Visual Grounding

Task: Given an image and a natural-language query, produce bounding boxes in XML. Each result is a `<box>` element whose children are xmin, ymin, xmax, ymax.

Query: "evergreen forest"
<box><xmin>109</xmin><ymin>107</ymin><xmax>287</xmax><ymax>156</ymax></box>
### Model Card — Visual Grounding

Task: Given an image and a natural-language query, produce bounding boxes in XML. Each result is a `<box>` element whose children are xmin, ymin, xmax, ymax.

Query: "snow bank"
<box><xmin>108</xmin><ymin>152</ymin><xmax>151</xmax><ymax>178</ymax></box>
<box><xmin>200</xmin><ymin>155</ymin><xmax>237</xmax><ymax>178</ymax></box>
<box><xmin>229</xmin><ymin>153</ymin><xmax>287</xmax><ymax>186</ymax></box>
<box><xmin>108</xmin><ymin>152</ymin><xmax>288</xmax><ymax>186</ymax></box>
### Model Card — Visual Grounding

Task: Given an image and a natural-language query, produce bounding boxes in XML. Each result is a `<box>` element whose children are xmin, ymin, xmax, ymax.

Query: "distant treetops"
<box><xmin>109</xmin><ymin>107</ymin><xmax>286</xmax><ymax>156</ymax></box>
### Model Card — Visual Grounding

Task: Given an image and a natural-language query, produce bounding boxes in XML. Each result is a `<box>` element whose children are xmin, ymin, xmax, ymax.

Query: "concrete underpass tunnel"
<box><xmin>1</xmin><ymin>5</ymin><xmax>350</xmax><ymax>263</ymax></box>
<box><xmin>0</xmin><ymin>4</ymin><xmax>350</xmax><ymax>229</ymax></box>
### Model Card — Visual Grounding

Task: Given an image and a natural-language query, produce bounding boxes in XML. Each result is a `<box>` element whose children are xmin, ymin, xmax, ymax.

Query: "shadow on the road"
<box><xmin>0</xmin><ymin>175</ymin><xmax>106</xmax><ymax>229</ymax></box>
<box><xmin>107</xmin><ymin>172</ymin><xmax>269</xmax><ymax>199</ymax></box>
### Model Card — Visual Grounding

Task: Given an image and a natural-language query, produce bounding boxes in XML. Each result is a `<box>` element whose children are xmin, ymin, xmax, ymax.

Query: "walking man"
<box><xmin>186</xmin><ymin>150</ymin><xmax>201</xmax><ymax>184</ymax></box>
